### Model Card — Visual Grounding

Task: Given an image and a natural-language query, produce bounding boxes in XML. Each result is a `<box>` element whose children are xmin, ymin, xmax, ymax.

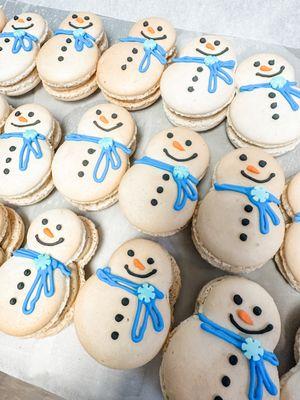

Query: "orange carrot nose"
<box><xmin>133</xmin><ymin>258</ymin><xmax>145</xmax><ymax>270</ymax></box>
<box><xmin>260</xmin><ymin>65</ymin><xmax>272</xmax><ymax>72</ymax></box>
<box><xmin>206</xmin><ymin>42</ymin><xmax>215</xmax><ymax>51</ymax></box>
<box><xmin>18</xmin><ymin>116</ymin><xmax>28</xmax><ymax>123</ymax></box>
<box><xmin>99</xmin><ymin>115</ymin><xmax>109</xmax><ymax>124</ymax></box>
<box><xmin>43</xmin><ymin>227</ymin><xmax>54</xmax><ymax>238</ymax></box>
<box><xmin>76</xmin><ymin>16</ymin><xmax>84</xmax><ymax>24</ymax></box>
<box><xmin>237</xmin><ymin>309</ymin><xmax>254</xmax><ymax>326</ymax></box>
<box><xmin>173</xmin><ymin>140</ymin><xmax>185</xmax><ymax>151</ymax></box>
<box><xmin>18</xmin><ymin>18</ymin><xmax>25</xmax><ymax>23</ymax></box>
<box><xmin>246</xmin><ymin>165</ymin><xmax>260</xmax><ymax>174</ymax></box>
<box><xmin>147</xmin><ymin>26</ymin><xmax>155</xmax><ymax>34</ymax></box>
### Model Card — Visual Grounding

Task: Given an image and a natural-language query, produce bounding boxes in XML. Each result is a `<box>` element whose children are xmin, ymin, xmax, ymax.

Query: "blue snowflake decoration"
<box><xmin>144</xmin><ymin>38</ymin><xmax>157</xmax><ymax>51</ymax></box>
<box><xmin>242</xmin><ymin>337</ymin><xmax>264</xmax><ymax>361</ymax></box>
<box><xmin>270</xmin><ymin>75</ymin><xmax>287</xmax><ymax>89</ymax></box>
<box><xmin>98</xmin><ymin>137</ymin><xmax>113</xmax><ymax>149</ymax></box>
<box><xmin>204</xmin><ymin>55</ymin><xmax>217</xmax><ymax>66</ymax></box>
<box><xmin>34</xmin><ymin>253</ymin><xmax>51</xmax><ymax>270</ymax></box>
<box><xmin>250</xmin><ymin>186</ymin><xmax>270</xmax><ymax>203</ymax></box>
<box><xmin>23</xmin><ymin>129</ymin><xmax>38</xmax><ymax>140</ymax></box>
<box><xmin>173</xmin><ymin>165</ymin><xmax>190</xmax><ymax>180</ymax></box>
<box><xmin>137</xmin><ymin>283</ymin><xmax>156</xmax><ymax>303</ymax></box>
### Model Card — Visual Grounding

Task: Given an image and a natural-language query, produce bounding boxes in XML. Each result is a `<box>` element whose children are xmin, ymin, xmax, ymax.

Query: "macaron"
<box><xmin>0</xmin><ymin>204</ymin><xmax>24</xmax><ymax>265</ymax></box>
<box><xmin>74</xmin><ymin>238</ymin><xmax>181</xmax><ymax>369</ymax></box>
<box><xmin>119</xmin><ymin>127</ymin><xmax>210</xmax><ymax>236</ymax></box>
<box><xmin>275</xmin><ymin>172</ymin><xmax>300</xmax><ymax>291</ymax></box>
<box><xmin>160</xmin><ymin>276</ymin><xmax>281</xmax><ymax>400</ymax></box>
<box><xmin>0</xmin><ymin>103</ymin><xmax>61</xmax><ymax>206</ymax></box>
<box><xmin>0</xmin><ymin>95</ymin><xmax>10</xmax><ymax>132</ymax></box>
<box><xmin>37</xmin><ymin>12</ymin><xmax>107</xmax><ymax>101</ymax></box>
<box><xmin>52</xmin><ymin>103</ymin><xmax>137</xmax><ymax>211</ymax></box>
<box><xmin>192</xmin><ymin>147</ymin><xmax>285</xmax><ymax>273</ymax></box>
<box><xmin>281</xmin><ymin>328</ymin><xmax>300</xmax><ymax>400</ymax></box>
<box><xmin>0</xmin><ymin>208</ymin><xmax>99</xmax><ymax>338</ymax></box>
<box><xmin>97</xmin><ymin>17</ymin><xmax>176</xmax><ymax>110</ymax></box>
<box><xmin>0</xmin><ymin>13</ymin><xmax>50</xmax><ymax>96</ymax></box>
<box><xmin>227</xmin><ymin>53</ymin><xmax>300</xmax><ymax>156</ymax></box>
<box><xmin>161</xmin><ymin>35</ymin><xmax>237</xmax><ymax>131</ymax></box>
<box><xmin>0</xmin><ymin>8</ymin><xmax>7</xmax><ymax>32</ymax></box>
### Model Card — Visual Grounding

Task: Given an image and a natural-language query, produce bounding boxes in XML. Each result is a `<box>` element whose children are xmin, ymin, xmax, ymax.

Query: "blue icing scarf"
<box><xmin>199</xmin><ymin>314</ymin><xmax>279</xmax><ymax>400</ymax></box>
<box><xmin>0</xmin><ymin>129</ymin><xmax>46</xmax><ymax>171</ymax></box>
<box><xmin>214</xmin><ymin>182</ymin><xmax>280</xmax><ymax>235</ymax></box>
<box><xmin>239</xmin><ymin>76</ymin><xmax>300</xmax><ymax>111</ymax></box>
<box><xmin>119</xmin><ymin>36</ymin><xmax>167</xmax><ymax>73</ymax></box>
<box><xmin>14</xmin><ymin>249</ymin><xmax>71</xmax><ymax>315</ymax></box>
<box><xmin>97</xmin><ymin>267</ymin><xmax>164</xmax><ymax>343</ymax></box>
<box><xmin>54</xmin><ymin>28</ymin><xmax>96</xmax><ymax>51</ymax></box>
<box><xmin>172</xmin><ymin>55</ymin><xmax>235</xmax><ymax>93</ymax></box>
<box><xmin>65</xmin><ymin>133</ymin><xmax>131</xmax><ymax>183</ymax></box>
<box><xmin>293</xmin><ymin>212</ymin><xmax>300</xmax><ymax>223</ymax></box>
<box><xmin>135</xmin><ymin>156</ymin><xmax>199</xmax><ymax>211</ymax></box>
<box><xmin>0</xmin><ymin>30</ymin><xmax>38</xmax><ymax>53</ymax></box>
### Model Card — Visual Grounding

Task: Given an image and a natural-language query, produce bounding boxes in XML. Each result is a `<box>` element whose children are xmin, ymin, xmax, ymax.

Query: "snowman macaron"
<box><xmin>119</xmin><ymin>127</ymin><xmax>210</xmax><ymax>236</ymax></box>
<box><xmin>161</xmin><ymin>35</ymin><xmax>237</xmax><ymax>131</ymax></box>
<box><xmin>52</xmin><ymin>103</ymin><xmax>136</xmax><ymax>211</ymax></box>
<box><xmin>74</xmin><ymin>238</ymin><xmax>181</xmax><ymax>369</ymax></box>
<box><xmin>0</xmin><ymin>8</ymin><xmax>7</xmax><ymax>32</ymax></box>
<box><xmin>0</xmin><ymin>208</ymin><xmax>99</xmax><ymax>338</ymax></box>
<box><xmin>37</xmin><ymin>12</ymin><xmax>107</xmax><ymax>101</ymax></box>
<box><xmin>192</xmin><ymin>147</ymin><xmax>285</xmax><ymax>273</ymax></box>
<box><xmin>160</xmin><ymin>276</ymin><xmax>281</xmax><ymax>400</ymax></box>
<box><xmin>281</xmin><ymin>328</ymin><xmax>300</xmax><ymax>400</ymax></box>
<box><xmin>0</xmin><ymin>104</ymin><xmax>61</xmax><ymax>206</ymax></box>
<box><xmin>97</xmin><ymin>17</ymin><xmax>176</xmax><ymax>110</ymax></box>
<box><xmin>227</xmin><ymin>53</ymin><xmax>300</xmax><ymax>156</ymax></box>
<box><xmin>0</xmin><ymin>13</ymin><xmax>50</xmax><ymax>96</ymax></box>
<box><xmin>0</xmin><ymin>95</ymin><xmax>10</xmax><ymax>132</ymax></box>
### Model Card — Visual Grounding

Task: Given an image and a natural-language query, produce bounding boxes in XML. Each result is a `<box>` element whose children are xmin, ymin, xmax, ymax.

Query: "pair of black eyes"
<box><xmin>233</xmin><ymin>294</ymin><xmax>262</xmax><ymax>316</ymax></box>
<box><xmin>96</xmin><ymin>110</ymin><xmax>117</xmax><ymax>119</ymax></box>
<box><xmin>143</xmin><ymin>21</ymin><xmax>163</xmax><ymax>31</ymax></box>
<box><xmin>42</xmin><ymin>219</ymin><xmax>62</xmax><ymax>230</ymax></box>
<box><xmin>14</xmin><ymin>16</ymin><xmax>32</xmax><ymax>21</ymax></box>
<box><xmin>72</xmin><ymin>14</ymin><xmax>90</xmax><ymax>20</ymax></box>
<box><xmin>167</xmin><ymin>132</ymin><xmax>192</xmax><ymax>146</ymax></box>
<box><xmin>127</xmin><ymin>249</ymin><xmax>154</xmax><ymax>264</ymax></box>
<box><xmin>253</xmin><ymin>60</ymin><xmax>275</xmax><ymax>67</ymax></box>
<box><xmin>15</xmin><ymin>111</ymin><xmax>34</xmax><ymax>117</ymax></box>
<box><xmin>239</xmin><ymin>154</ymin><xmax>267</xmax><ymax>167</ymax></box>
<box><xmin>200</xmin><ymin>38</ymin><xmax>220</xmax><ymax>46</ymax></box>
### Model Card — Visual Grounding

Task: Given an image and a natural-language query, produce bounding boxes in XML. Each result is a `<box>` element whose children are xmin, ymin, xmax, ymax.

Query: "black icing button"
<box><xmin>157</xmin><ymin>186</ymin><xmax>164</xmax><ymax>193</ymax></box>
<box><xmin>9</xmin><ymin>146</ymin><xmax>16</xmax><ymax>152</ymax></box>
<box><xmin>268</xmin><ymin>92</ymin><xmax>276</xmax><ymax>98</ymax></box>
<box><xmin>3</xmin><ymin>168</ymin><xmax>9</xmax><ymax>174</ymax></box>
<box><xmin>127</xmin><ymin>57</ymin><xmax>133</xmax><ymax>62</ymax></box>
<box><xmin>111</xmin><ymin>331</ymin><xmax>119</xmax><ymax>340</ymax></box>
<box><xmin>17</xmin><ymin>282</ymin><xmax>24</xmax><ymax>290</ymax></box>
<box><xmin>82</xmin><ymin>160</ymin><xmax>89</xmax><ymax>166</ymax></box>
<box><xmin>5</xmin><ymin>158</ymin><xmax>11</xmax><ymax>163</ymax></box>
<box><xmin>132</xmin><ymin>48</ymin><xmax>138</xmax><ymax>54</ymax></box>
<box><xmin>270</xmin><ymin>102</ymin><xmax>277</xmax><ymax>109</ymax></box>
<box><xmin>187</xmin><ymin>86</ymin><xmax>194</xmax><ymax>92</ymax></box>
<box><xmin>58</xmin><ymin>56</ymin><xmax>64</xmax><ymax>62</ymax></box>
<box><xmin>24</xmin><ymin>269</ymin><xmax>31</xmax><ymax>276</ymax></box>
<box><xmin>4</xmin><ymin>38</ymin><xmax>10</xmax><ymax>43</ymax></box>
<box><xmin>61</xmin><ymin>46</ymin><xmax>67</xmax><ymax>52</ymax></box>
<box><xmin>0</xmin><ymin>47</ymin><xmax>2</xmax><ymax>51</ymax></box>
<box><xmin>244</xmin><ymin>204</ymin><xmax>253</xmax><ymax>213</ymax></box>
<box><xmin>162</xmin><ymin>173</ymin><xmax>170</xmax><ymax>181</ymax></box>
<box><xmin>78</xmin><ymin>171</ymin><xmax>84</xmax><ymax>177</ymax></box>
<box><xmin>214</xmin><ymin>397</ymin><xmax>223</xmax><ymax>400</ymax></box>
<box><xmin>115</xmin><ymin>314</ymin><xmax>124</xmax><ymax>322</ymax></box>
<box><xmin>88</xmin><ymin>148</ymin><xmax>96</xmax><ymax>154</ymax></box>
<box><xmin>240</xmin><ymin>233</ymin><xmax>248</xmax><ymax>241</ymax></box>
<box><xmin>229</xmin><ymin>355</ymin><xmax>238</xmax><ymax>365</ymax></box>
<box><xmin>10</xmin><ymin>298</ymin><xmax>17</xmax><ymax>305</ymax></box>
<box><xmin>272</xmin><ymin>113</ymin><xmax>279</xmax><ymax>120</ymax></box>
<box><xmin>66</xmin><ymin>38</ymin><xmax>72</xmax><ymax>43</ymax></box>
<box><xmin>241</xmin><ymin>218</ymin><xmax>250</xmax><ymax>226</ymax></box>
<box><xmin>192</xmin><ymin>76</ymin><xmax>198</xmax><ymax>82</ymax></box>
<box><xmin>151</xmin><ymin>199</ymin><xmax>158</xmax><ymax>206</ymax></box>
<box><xmin>197</xmin><ymin>66</ymin><xmax>203</xmax><ymax>72</ymax></box>
<box><xmin>221</xmin><ymin>376</ymin><xmax>231</xmax><ymax>387</ymax></box>
<box><xmin>121</xmin><ymin>64</ymin><xmax>127</xmax><ymax>70</ymax></box>
<box><xmin>121</xmin><ymin>297</ymin><xmax>129</xmax><ymax>306</ymax></box>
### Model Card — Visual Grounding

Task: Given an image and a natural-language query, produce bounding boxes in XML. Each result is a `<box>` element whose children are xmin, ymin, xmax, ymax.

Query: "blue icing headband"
<box><xmin>54</xmin><ymin>28</ymin><xmax>96</xmax><ymax>51</ymax></box>
<box><xmin>119</xmin><ymin>36</ymin><xmax>167</xmax><ymax>73</ymax></box>
<box><xmin>0</xmin><ymin>129</ymin><xmax>47</xmax><ymax>171</ymax></box>
<box><xmin>65</xmin><ymin>133</ymin><xmax>131</xmax><ymax>183</ymax></box>
<box><xmin>172</xmin><ymin>55</ymin><xmax>235</xmax><ymax>93</ymax></box>
<box><xmin>97</xmin><ymin>267</ymin><xmax>164</xmax><ymax>343</ymax></box>
<box><xmin>0</xmin><ymin>30</ymin><xmax>38</xmax><ymax>53</ymax></box>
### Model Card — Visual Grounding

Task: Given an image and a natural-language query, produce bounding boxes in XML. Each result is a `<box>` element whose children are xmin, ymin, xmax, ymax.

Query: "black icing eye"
<box><xmin>96</xmin><ymin>109</ymin><xmax>101</xmax><ymax>115</ymax></box>
<box><xmin>127</xmin><ymin>249</ymin><xmax>135</xmax><ymax>257</ymax></box>
<box><xmin>268</xmin><ymin>59</ymin><xmax>275</xmax><ymax>65</ymax></box>
<box><xmin>28</xmin><ymin>112</ymin><xmax>34</xmax><ymax>117</ymax></box>
<box><xmin>27</xmin><ymin>17</ymin><xmax>32</xmax><ymax>21</ymax></box>
<box><xmin>157</xmin><ymin>26</ymin><xmax>163</xmax><ymax>31</ymax></box>
<box><xmin>84</xmin><ymin>16</ymin><xmax>90</xmax><ymax>20</ymax></box>
<box><xmin>15</xmin><ymin>111</ymin><xmax>21</xmax><ymax>117</ymax></box>
<box><xmin>253</xmin><ymin>61</ymin><xmax>260</xmax><ymax>67</ymax></box>
<box><xmin>258</xmin><ymin>160</ymin><xmax>267</xmax><ymax>168</ymax></box>
<box><xmin>253</xmin><ymin>306</ymin><xmax>262</xmax><ymax>316</ymax></box>
<box><xmin>147</xmin><ymin>257</ymin><xmax>154</xmax><ymax>265</ymax></box>
<box><xmin>214</xmin><ymin>40</ymin><xmax>220</xmax><ymax>46</ymax></box>
<box><xmin>111</xmin><ymin>113</ymin><xmax>117</xmax><ymax>119</ymax></box>
<box><xmin>143</xmin><ymin>21</ymin><xmax>149</xmax><ymax>27</ymax></box>
<box><xmin>233</xmin><ymin>294</ymin><xmax>243</xmax><ymax>305</ymax></box>
<box><xmin>167</xmin><ymin>132</ymin><xmax>174</xmax><ymax>139</ymax></box>
<box><xmin>14</xmin><ymin>16</ymin><xmax>19</xmax><ymax>20</ymax></box>
<box><xmin>56</xmin><ymin>224</ymin><xmax>62</xmax><ymax>231</ymax></box>
<box><xmin>200</xmin><ymin>37</ymin><xmax>206</xmax><ymax>43</ymax></box>
<box><xmin>42</xmin><ymin>218</ymin><xmax>48</xmax><ymax>225</ymax></box>
<box><xmin>72</xmin><ymin>14</ymin><xmax>78</xmax><ymax>19</ymax></box>
<box><xmin>185</xmin><ymin>140</ymin><xmax>192</xmax><ymax>146</ymax></box>
<box><xmin>239</xmin><ymin>154</ymin><xmax>247</xmax><ymax>161</ymax></box>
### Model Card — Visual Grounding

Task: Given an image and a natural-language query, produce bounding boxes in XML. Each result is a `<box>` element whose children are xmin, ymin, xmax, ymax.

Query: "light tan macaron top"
<box><xmin>286</xmin><ymin>172</ymin><xmax>300</xmax><ymax>216</ymax></box>
<box><xmin>0</xmin><ymin>8</ymin><xmax>7</xmax><ymax>32</ymax></box>
<box><xmin>0</xmin><ymin>95</ymin><xmax>10</xmax><ymax>129</ymax></box>
<box><xmin>281</xmin><ymin>328</ymin><xmax>300</xmax><ymax>400</ymax></box>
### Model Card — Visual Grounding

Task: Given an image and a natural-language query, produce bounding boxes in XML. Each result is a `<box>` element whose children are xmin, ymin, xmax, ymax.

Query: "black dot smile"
<box><xmin>93</xmin><ymin>120</ymin><xmax>123</xmax><ymax>132</ymax></box>
<box><xmin>163</xmin><ymin>148</ymin><xmax>198</xmax><ymax>162</ymax></box>
<box><xmin>196</xmin><ymin>46</ymin><xmax>229</xmax><ymax>57</ymax></box>
<box><xmin>241</xmin><ymin>170</ymin><xmax>275</xmax><ymax>183</ymax></box>
<box><xmin>68</xmin><ymin>21</ymin><xmax>93</xmax><ymax>30</ymax></box>
<box><xmin>140</xmin><ymin>31</ymin><xmax>167</xmax><ymax>41</ymax></box>
<box><xmin>35</xmin><ymin>234</ymin><xmax>65</xmax><ymax>246</ymax></box>
<box><xmin>124</xmin><ymin>264</ymin><xmax>157</xmax><ymax>278</ymax></box>
<box><xmin>12</xmin><ymin>23</ymin><xmax>34</xmax><ymax>30</ymax></box>
<box><xmin>11</xmin><ymin>119</ymin><xmax>41</xmax><ymax>128</ymax></box>
<box><xmin>256</xmin><ymin>65</ymin><xmax>285</xmax><ymax>78</ymax></box>
<box><xmin>229</xmin><ymin>313</ymin><xmax>273</xmax><ymax>335</ymax></box>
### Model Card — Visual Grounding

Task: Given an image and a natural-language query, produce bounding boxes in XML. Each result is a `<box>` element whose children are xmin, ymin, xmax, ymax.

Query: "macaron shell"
<box><xmin>59</xmin><ymin>12</ymin><xmax>104</xmax><ymax>42</ymax></box>
<box><xmin>281</xmin><ymin>367</ymin><xmax>300</xmax><ymax>400</ymax></box>
<box><xmin>286</xmin><ymin>172</ymin><xmax>300</xmax><ymax>215</ymax></box>
<box><xmin>282</xmin><ymin>223</ymin><xmax>300</xmax><ymax>283</ymax></box>
<box><xmin>0</xmin><ymin>9</ymin><xmax>6</xmax><ymax>32</ymax></box>
<box><xmin>0</xmin><ymin>95</ymin><xmax>10</xmax><ymax>129</ymax></box>
<box><xmin>0</xmin><ymin>203</ymin><xmax>8</xmax><ymax>244</ymax></box>
<box><xmin>4</xmin><ymin>13</ymin><xmax>48</xmax><ymax>42</ymax></box>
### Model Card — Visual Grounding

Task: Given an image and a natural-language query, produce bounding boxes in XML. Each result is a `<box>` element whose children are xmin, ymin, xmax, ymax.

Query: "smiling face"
<box><xmin>59</xmin><ymin>12</ymin><xmax>104</xmax><ymax>40</ymax></box>
<box><xmin>77</xmin><ymin>103</ymin><xmax>136</xmax><ymax>146</ymax></box>
<box><xmin>235</xmin><ymin>53</ymin><xmax>295</xmax><ymax>87</ymax></box>
<box><xmin>144</xmin><ymin>127</ymin><xmax>209</xmax><ymax>178</ymax></box>
<box><xmin>4</xmin><ymin>13</ymin><xmax>47</xmax><ymax>42</ymax></box>
<box><xmin>129</xmin><ymin>17</ymin><xmax>176</xmax><ymax>52</ymax></box>
<box><xmin>191</xmin><ymin>35</ymin><xmax>235</xmax><ymax>60</ymax></box>
<box><xmin>200</xmin><ymin>277</ymin><xmax>281</xmax><ymax>348</ymax></box>
<box><xmin>215</xmin><ymin>148</ymin><xmax>285</xmax><ymax>196</ymax></box>
<box><xmin>4</xmin><ymin>104</ymin><xmax>54</xmax><ymax>138</ymax></box>
<box><xmin>26</xmin><ymin>209</ymin><xmax>86</xmax><ymax>264</ymax></box>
